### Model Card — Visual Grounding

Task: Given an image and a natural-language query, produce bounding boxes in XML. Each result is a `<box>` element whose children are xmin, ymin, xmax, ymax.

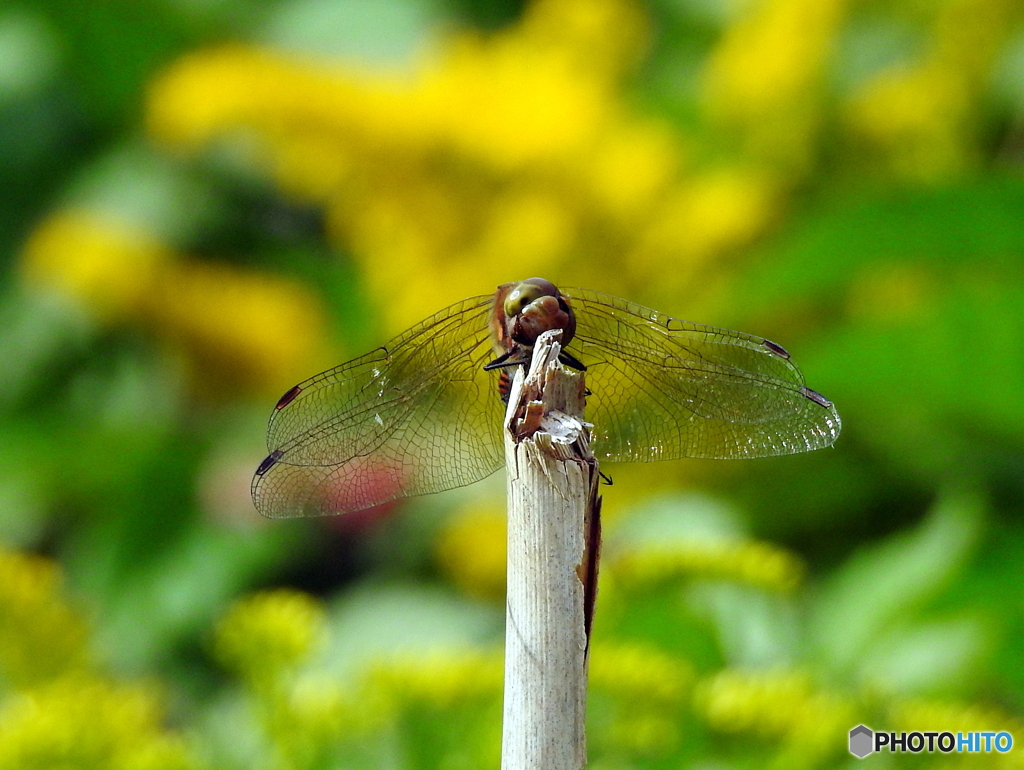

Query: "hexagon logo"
<box><xmin>849</xmin><ymin>725</ymin><xmax>874</xmax><ymax>758</ymax></box>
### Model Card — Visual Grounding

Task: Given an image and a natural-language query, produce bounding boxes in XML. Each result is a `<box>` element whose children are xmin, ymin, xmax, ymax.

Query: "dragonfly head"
<box><xmin>503</xmin><ymin>277</ymin><xmax>577</xmax><ymax>349</ymax></box>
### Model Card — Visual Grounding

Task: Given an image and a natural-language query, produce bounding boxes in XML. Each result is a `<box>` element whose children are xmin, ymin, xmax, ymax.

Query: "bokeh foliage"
<box><xmin>1</xmin><ymin>0</ymin><xmax>1023</xmax><ymax>767</ymax></box>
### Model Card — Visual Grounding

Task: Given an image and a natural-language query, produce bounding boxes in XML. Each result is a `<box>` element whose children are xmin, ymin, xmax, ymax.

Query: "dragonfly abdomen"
<box><xmin>498</xmin><ymin>368</ymin><xmax>513</xmax><ymax>403</ymax></box>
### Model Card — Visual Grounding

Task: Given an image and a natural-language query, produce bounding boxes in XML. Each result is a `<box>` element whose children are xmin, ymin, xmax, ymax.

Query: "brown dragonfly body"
<box><xmin>253</xmin><ymin>278</ymin><xmax>840</xmax><ymax>519</ymax></box>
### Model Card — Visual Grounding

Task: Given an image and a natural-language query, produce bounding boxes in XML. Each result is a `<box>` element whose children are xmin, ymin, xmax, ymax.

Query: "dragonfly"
<box><xmin>252</xmin><ymin>278</ymin><xmax>841</xmax><ymax>519</ymax></box>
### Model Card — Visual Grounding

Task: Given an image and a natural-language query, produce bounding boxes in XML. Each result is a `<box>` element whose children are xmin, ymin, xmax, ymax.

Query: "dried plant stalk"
<box><xmin>501</xmin><ymin>329</ymin><xmax>601</xmax><ymax>770</ymax></box>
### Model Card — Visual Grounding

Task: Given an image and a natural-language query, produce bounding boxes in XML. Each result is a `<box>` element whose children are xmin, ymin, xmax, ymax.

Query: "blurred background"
<box><xmin>1</xmin><ymin>0</ymin><xmax>1023</xmax><ymax>767</ymax></box>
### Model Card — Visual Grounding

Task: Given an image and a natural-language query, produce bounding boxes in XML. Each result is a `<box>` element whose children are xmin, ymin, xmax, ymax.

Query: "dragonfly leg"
<box><xmin>558</xmin><ymin>350</ymin><xmax>588</xmax><ymax>372</ymax></box>
<box><xmin>484</xmin><ymin>349</ymin><xmax>531</xmax><ymax>370</ymax></box>
<box><xmin>485</xmin><ymin>346</ymin><xmax>586</xmax><ymax>372</ymax></box>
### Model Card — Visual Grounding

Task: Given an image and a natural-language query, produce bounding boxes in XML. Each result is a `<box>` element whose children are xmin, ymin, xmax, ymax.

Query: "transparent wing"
<box><xmin>252</xmin><ymin>295</ymin><xmax>505</xmax><ymax>518</ymax></box>
<box><xmin>562</xmin><ymin>288</ymin><xmax>841</xmax><ymax>461</ymax></box>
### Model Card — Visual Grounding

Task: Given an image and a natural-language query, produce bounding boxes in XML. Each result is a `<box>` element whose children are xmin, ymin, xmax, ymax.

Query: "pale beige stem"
<box><xmin>500</xmin><ymin>329</ymin><xmax>600</xmax><ymax>770</ymax></box>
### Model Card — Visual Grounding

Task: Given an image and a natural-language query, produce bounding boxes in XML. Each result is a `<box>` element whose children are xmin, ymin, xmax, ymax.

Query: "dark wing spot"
<box><xmin>762</xmin><ymin>339</ymin><xmax>791</xmax><ymax>359</ymax></box>
<box><xmin>800</xmin><ymin>386</ymin><xmax>833</xmax><ymax>408</ymax></box>
<box><xmin>275</xmin><ymin>385</ymin><xmax>302</xmax><ymax>410</ymax></box>
<box><xmin>255</xmin><ymin>449</ymin><xmax>284</xmax><ymax>476</ymax></box>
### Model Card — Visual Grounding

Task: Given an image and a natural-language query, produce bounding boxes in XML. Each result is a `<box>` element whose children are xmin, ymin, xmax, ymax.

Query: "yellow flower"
<box><xmin>588</xmin><ymin>642</ymin><xmax>692</xmax><ymax>755</ymax></box>
<box><xmin>844</xmin><ymin>0</ymin><xmax>1021</xmax><ymax>180</ymax></box>
<box><xmin>0</xmin><ymin>548</ymin><xmax>200</xmax><ymax>770</ymax></box>
<box><xmin>887</xmin><ymin>698</ymin><xmax>1024</xmax><ymax>743</ymax></box>
<box><xmin>518</xmin><ymin>0</ymin><xmax>649</xmax><ymax>79</ymax></box>
<box><xmin>366</xmin><ymin>648</ymin><xmax>503</xmax><ymax>710</ymax></box>
<box><xmin>144</xmin><ymin>0</ymin><xmax>770</xmax><ymax>336</ymax></box>
<box><xmin>214</xmin><ymin>589</ymin><xmax>326</xmax><ymax>685</ymax></box>
<box><xmin>584</xmin><ymin>119</ymin><xmax>684</xmax><ymax>227</ymax></box>
<box><xmin>19</xmin><ymin>209</ymin><xmax>333</xmax><ymax>397</ymax></box>
<box><xmin>0</xmin><ymin>677</ymin><xmax>199</xmax><ymax>770</ymax></box>
<box><xmin>844</xmin><ymin>62</ymin><xmax>973</xmax><ymax>180</ymax></box>
<box><xmin>704</xmin><ymin>0</ymin><xmax>849</xmax><ymax>169</ymax></box>
<box><xmin>627</xmin><ymin>167</ymin><xmax>780</xmax><ymax>309</ymax></box>
<box><xmin>611</xmin><ymin>538</ymin><xmax>804</xmax><ymax>593</ymax></box>
<box><xmin>20</xmin><ymin>210</ymin><xmax>169</xmax><ymax>323</ymax></box>
<box><xmin>434</xmin><ymin>503</ymin><xmax>507</xmax><ymax>601</ymax></box>
<box><xmin>590</xmin><ymin>641</ymin><xmax>693</xmax><ymax>705</ymax></box>
<box><xmin>695</xmin><ymin>668</ymin><xmax>854</xmax><ymax>764</ymax></box>
<box><xmin>144</xmin><ymin>259</ymin><xmax>333</xmax><ymax>399</ymax></box>
<box><xmin>0</xmin><ymin>547</ymin><xmax>90</xmax><ymax>688</ymax></box>
<box><xmin>287</xmin><ymin>679</ymin><xmax>389</xmax><ymax>743</ymax></box>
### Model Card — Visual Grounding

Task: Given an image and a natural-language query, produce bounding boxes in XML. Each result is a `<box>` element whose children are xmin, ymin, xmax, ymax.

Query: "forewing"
<box><xmin>562</xmin><ymin>288</ymin><xmax>841</xmax><ymax>461</ymax></box>
<box><xmin>252</xmin><ymin>295</ymin><xmax>505</xmax><ymax>518</ymax></box>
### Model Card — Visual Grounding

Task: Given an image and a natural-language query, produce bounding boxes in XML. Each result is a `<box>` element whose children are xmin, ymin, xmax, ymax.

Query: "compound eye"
<box><xmin>504</xmin><ymin>283</ymin><xmax>543</xmax><ymax>316</ymax></box>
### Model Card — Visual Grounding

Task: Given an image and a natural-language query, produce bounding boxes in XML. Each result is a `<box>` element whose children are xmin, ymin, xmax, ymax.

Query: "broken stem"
<box><xmin>500</xmin><ymin>329</ymin><xmax>601</xmax><ymax>770</ymax></box>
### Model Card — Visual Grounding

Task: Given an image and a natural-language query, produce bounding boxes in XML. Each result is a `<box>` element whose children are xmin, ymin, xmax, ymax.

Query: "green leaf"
<box><xmin>808</xmin><ymin>489</ymin><xmax>984</xmax><ymax>680</ymax></box>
